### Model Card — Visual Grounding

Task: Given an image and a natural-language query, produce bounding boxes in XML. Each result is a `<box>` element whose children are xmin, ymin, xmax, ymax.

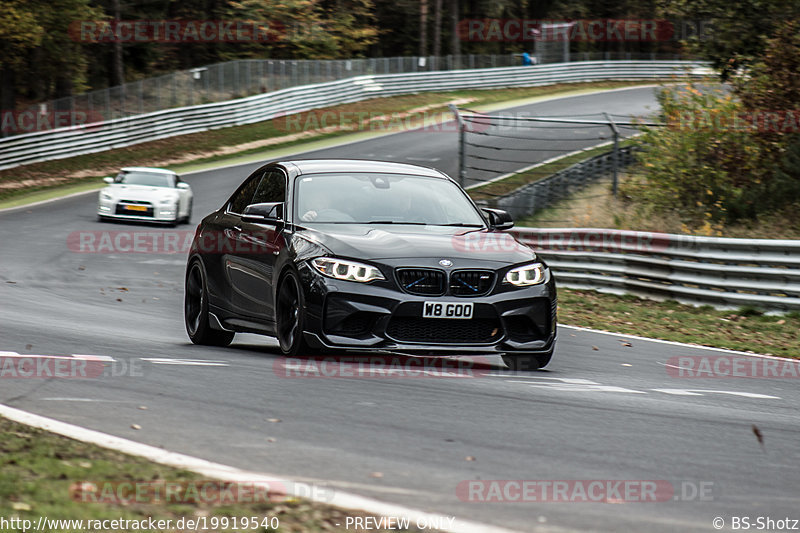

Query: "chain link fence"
<box><xmin>5</xmin><ymin>51</ymin><xmax>684</xmax><ymax>138</ymax></box>
<box><xmin>495</xmin><ymin>145</ymin><xmax>641</xmax><ymax>220</ymax></box>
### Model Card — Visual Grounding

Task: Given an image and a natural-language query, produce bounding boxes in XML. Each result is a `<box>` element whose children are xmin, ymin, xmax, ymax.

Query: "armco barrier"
<box><xmin>0</xmin><ymin>60</ymin><xmax>710</xmax><ymax>171</ymax></box>
<box><xmin>511</xmin><ymin>227</ymin><xmax>800</xmax><ymax>311</ymax></box>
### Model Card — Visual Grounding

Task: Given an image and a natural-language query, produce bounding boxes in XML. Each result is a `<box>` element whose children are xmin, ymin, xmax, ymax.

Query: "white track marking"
<box><xmin>72</xmin><ymin>354</ymin><xmax>116</xmax><ymax>361</ymax></box>
<box><xmin>0</xmin><ymin>404</ymin><xmax>521</xmax><ymax>533</ymax></box>
<box><xmin>0</xmin><ymin>352</ymin><xmax>113</xmax><ymax>361</ymax></box>
<box><xmin>507</xmin><ymin>379</ymin><xmax>646</xmax><ymax>394</ymax></box>
<box><xmin>405</xmin><ymin>156</ymin><xmax>441</xmax><ymax>162</ymax></box>
<box><xmin>39</xmin><ymin>398</ymin><xmax>132</xmax><ymax>402</ymax></box>
<box><xmin>652</xmin><ymin>389</ymin><xmax>780</xmax><ymax>399</ymax></box>
<box><xmin>141</xmin><ymin>358</ymin><xmax>228</xmax><ymax>366</ymax></box>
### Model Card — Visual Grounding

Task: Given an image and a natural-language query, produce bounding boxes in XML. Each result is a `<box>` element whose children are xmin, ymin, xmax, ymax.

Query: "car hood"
<box><xmin>296</xmin><ymin>224</ymin><xmax>537</xmax><ymax>264</ymax></box>
<box><xmin>104</xmin><ymin>184</ymin><xmax>179</xmax><ymax>200</ymax></box>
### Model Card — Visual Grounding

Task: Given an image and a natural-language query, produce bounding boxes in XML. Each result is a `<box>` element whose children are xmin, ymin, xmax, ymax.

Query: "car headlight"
<box><xmin>504</xmin><ymin>263</ymin><xmax>546</xmax><ymax>286</ymax></box>
<box><xmin>159</xmin><ymin>197</ymin><xmax>177</xmax><ymax>205</ymax></box>
<box><xmin>100</xmin><ymin>192</ymin><xmax>113</xmax><ymax>201</ymax></box>
<box><xmin>311</xmin><ymin>257</ymin><xmax>385</xmax><ymax>283</ymax></box>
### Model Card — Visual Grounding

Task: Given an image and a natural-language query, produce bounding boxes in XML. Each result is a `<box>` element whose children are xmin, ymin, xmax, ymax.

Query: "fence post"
<box><xmin>449</xmin><ymin>104</ymin><xmax>467</xmax><ymax>188</ymax></box>
<box><xmin>604</xmin><ymin>112</ymin><xmax>620</xmax><ymax>197</ymax></box>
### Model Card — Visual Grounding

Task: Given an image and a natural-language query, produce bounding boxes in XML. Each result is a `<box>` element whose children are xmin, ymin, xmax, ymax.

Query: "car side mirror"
<box><xmin>103</xmin><ymin>177</ymin><xmax>114</xmax><ymax>184</ymax></box>
<box><xmin>242</xmin><ymin>202</ymin><xmax>284</xmax><ymax>224</ymax></box>
<box><xmin>481</xmin><ymin>207</ymin><xmax>514</xmax><ymax>230</ymax></box>
<box><xmin>176</xmin><ymin>182</ymin><xmax>190</xmax><ymax>189</ymax></box>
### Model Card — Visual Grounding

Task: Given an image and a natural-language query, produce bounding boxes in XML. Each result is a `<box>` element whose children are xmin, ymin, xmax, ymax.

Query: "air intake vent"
<box><xmin>396</xmin><ymin>268</ymin><xmax>445</xmax><ymax>296</ymax></box>
<box><xmin>449</xmin><ymin>270</ymin><xmax>495</xmax><ymax>296</ymax></box>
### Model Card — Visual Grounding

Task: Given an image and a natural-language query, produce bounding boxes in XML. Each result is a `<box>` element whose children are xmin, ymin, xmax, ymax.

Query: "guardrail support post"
<box><xmin>604</xmin><ymin>112</ymin><xmax>620</xmax><ymax>197</ymax></box>
<box><xmin>449</xmin><ymin>104</ymin><xmax>467</xmax><ymax>188</ymax></box>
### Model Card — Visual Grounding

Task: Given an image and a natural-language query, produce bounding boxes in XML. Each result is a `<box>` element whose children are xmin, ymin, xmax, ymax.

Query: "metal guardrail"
<box><xmin>496</xmin><ymin>146</ymin><xmax>641</xmax><ymax>219</ymax></box>
<box><xmin>9</xmin><ymin>52</ymin><xmax>686</xmax><ymax>136</ymax></box>
<box><xmin>511</xmin><ymin>228</ymin><xmax>800</xmax><ymax>311</ymax></box>
<box><xmin>0</xmin><ymin>60</ymin><xmax>710</xmax><ymax>171</ymax></box>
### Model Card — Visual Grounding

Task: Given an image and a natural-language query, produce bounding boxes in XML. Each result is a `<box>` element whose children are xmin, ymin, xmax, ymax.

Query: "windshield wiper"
<box><xmin>362</xmin><ymin>220</ymin><xmax>428</xmax><ymax>225</ymax></box>
<box><xmin>432</xmin><ymin>223</ymin><xmax>484</xmax><ymax>227</ymax></box>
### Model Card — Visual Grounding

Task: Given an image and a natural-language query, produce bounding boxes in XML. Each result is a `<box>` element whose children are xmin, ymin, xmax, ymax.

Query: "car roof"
<box><xmin>120</xmin><ymin>167</ymin><xmax>177</xmax><ymax>175</ymax></box>
<box><xmin>281</xmin><ymin>159</ymin><xmax>449</xmax><ymax>179</ymax></box>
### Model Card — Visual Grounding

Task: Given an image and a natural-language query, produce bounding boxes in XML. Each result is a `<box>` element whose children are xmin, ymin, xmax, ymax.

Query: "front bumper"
<box><xmin>298</xmin><ymin>263</ymin><xmax>557</xmax><ymax>355</ymax></box>
<box><xmin>98</xmin><ymin>199</ymin><xmax>178</xmax><ymax>222</ymax></box>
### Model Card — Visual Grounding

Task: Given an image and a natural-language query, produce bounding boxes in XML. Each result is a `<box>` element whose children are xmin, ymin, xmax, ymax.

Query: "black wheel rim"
<box><xmin>185</xmin><ymin>263</ymin><xmax>204</xmax><ymax>335</ymax></box>
<box><xmin>277</xmin><ymin>275</ymin><xmax>301</xmax><ymax>353</ymax></box>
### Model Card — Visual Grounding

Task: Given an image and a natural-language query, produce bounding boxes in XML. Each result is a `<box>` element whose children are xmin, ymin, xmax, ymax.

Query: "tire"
<box><xmin>275</xmin><ymin>270</ymin><xmax>310</xmax><ymax>357</ymax></box>
<box><xmin>502</xmin><ymin>351</ymin><xmax>552</xmax><ymax>371</ymax></box>
<box><xmin>185</xmin><ymin>260</ymin><xmax>235</xmax><ymax>346</ymax></box>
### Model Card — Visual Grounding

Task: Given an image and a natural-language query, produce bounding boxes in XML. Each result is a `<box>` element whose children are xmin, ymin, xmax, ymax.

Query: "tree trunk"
<box><xmin>0</xmin><ymin>66</ymin><xmax>15</xmax><ymax>137</ymax></box>
<box><xmin>111</xmin><ymin>0</ymin><xmax>125</xmax><ymax>86</ymax></box>
<box><xmin>433</xmin><ymin>0</ymin><xmax>442</xmax><ymax>57</ymax></box>
<box><xmin>450</xmin><ymin>0</ymin><xmax>460</xmax><ymax>59</ymax></box>
<box><xmin>419</xmin><ymin>0</ymin><xmax>428</xmax><ymax>57</ymax></box>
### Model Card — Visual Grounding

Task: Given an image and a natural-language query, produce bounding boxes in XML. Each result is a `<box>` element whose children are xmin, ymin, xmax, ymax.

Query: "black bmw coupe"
<box><xmin>184</xmin><ymin>159</ymin><xmax>556</xmax><ymax>370</ymax></box>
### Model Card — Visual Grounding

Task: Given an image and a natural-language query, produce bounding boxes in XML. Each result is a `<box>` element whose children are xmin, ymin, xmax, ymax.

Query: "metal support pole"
<box><xmin>604</xmin><ymin>112</ymin><xmax>620</xmax><ymax>197</ymax></box>
<box><xmin>449</xmin><ymin>104</ymin><xmax>467</xmax><ymax>188</ymax></box>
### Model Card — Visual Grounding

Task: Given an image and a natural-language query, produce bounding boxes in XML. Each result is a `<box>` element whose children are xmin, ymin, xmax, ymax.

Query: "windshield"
<box><xmin>115</xmin><ymin>171</ymin><xmax>175</xmax><ymax>188</ymax></box>
<box><xmin>294</xmin><ymin>173</ymin><xmax>485</xmax><ymax>227</ymax></box>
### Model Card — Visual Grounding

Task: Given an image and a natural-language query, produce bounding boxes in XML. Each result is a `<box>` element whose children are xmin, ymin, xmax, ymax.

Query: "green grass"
<box><xmin>559</xmin><ymin>288</ymin><xmax>800</xmax><ymax>358</ymax></box>
<box><xmin>0</xmin><ymin>417</ymin><xmax>413</xmax><ymax>532</ymax></box>
<box><xmin>0</xmin><ymin>81</ymin><xmax>656</xmax><ymax>207</ymax></box>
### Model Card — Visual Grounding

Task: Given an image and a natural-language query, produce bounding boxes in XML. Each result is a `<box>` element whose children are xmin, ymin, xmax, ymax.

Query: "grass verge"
<box><xmin>0</xmin><ymin>81</ymin><xmax>656</xmax><ymax>206</ymax></box>
<box><xmin>558</xmin><ymin>288</ymin><xmax>800</xmax><ymax>358</ymax></box>
<box><xmin>468</xmin><ymin>140</ymin><xmax>635</xmax><ymax>203</ymax></box>
<box><xmin>517</xmin><ymin>168</ymin><xmax>800</xmax><ymax>239</ymax></box>
<box><xmin>0</xmin><ymin>417</ymin><xmax>416</xmax><ymax>533</ymax></box>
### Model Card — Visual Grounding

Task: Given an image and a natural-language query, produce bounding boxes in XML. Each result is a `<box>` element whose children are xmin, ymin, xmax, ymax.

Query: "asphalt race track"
<box><xmin>2</xmin><ymin>86</ymin><xmax>799</xmax><ymax>532</ymax></box>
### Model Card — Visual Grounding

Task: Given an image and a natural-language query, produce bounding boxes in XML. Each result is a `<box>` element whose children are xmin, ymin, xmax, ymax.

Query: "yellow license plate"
<box><xmin>125</xmin><ymin>205</ymin><xmax>148</xmax><ymax>212</ymax></box>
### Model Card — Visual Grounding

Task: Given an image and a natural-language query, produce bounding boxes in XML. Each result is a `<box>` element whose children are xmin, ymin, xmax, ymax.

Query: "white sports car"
<box><xmin>97</xmin><ymin>167</ymin><xmax>193</xmax><ymax>225</ymax></box>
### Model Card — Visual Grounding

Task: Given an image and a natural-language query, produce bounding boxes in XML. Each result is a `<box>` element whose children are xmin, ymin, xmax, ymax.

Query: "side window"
<box><xmin>251</xmin><ymin>170</ymin><xmax>286</xmax><ymax>205</ymax></box>
<box><xmin>228</xmin><ymin>174</ymin><xmax>261</xmax><ymax>214</ymax></box>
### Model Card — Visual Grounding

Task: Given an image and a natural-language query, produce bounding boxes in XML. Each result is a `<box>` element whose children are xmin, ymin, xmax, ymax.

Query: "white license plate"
<box><xmin>422</xmin><ymin>302</ymin><xmax>474</xmax><ymax>319</ymax></box>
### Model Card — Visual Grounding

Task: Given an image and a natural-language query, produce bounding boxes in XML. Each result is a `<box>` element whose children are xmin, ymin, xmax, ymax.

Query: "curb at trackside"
<box><xmin>0</xmin><ymin>404</ymin><xmax>520</xmax><ymax>533</ymax></box>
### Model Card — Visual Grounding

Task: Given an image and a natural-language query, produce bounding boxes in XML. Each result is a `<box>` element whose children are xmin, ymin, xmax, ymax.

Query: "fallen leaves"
<box><xmin>752</xmin><ymin>425</ymin><xmax>764</xmax><ymax>449</ymax></box>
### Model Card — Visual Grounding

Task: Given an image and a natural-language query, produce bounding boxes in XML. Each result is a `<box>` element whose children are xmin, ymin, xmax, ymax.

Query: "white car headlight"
<box><xmin>159</xmin><ymin>196</ymin><xmax>177</xmax><ymax>205</ymax></box>
<box><xmin>100</xmin><ymin>191</ymin><xmax>113</xmax><ymax>201</ymax></box>
<box><xmin>311</xmin><ymin>257</ymin><xmax>385</xmax><ymax>283</ymax></box>
<box><xmin>504</xmin><ymin>263</ymin><xmax>546</xmax><ymax>286</ymax></box>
